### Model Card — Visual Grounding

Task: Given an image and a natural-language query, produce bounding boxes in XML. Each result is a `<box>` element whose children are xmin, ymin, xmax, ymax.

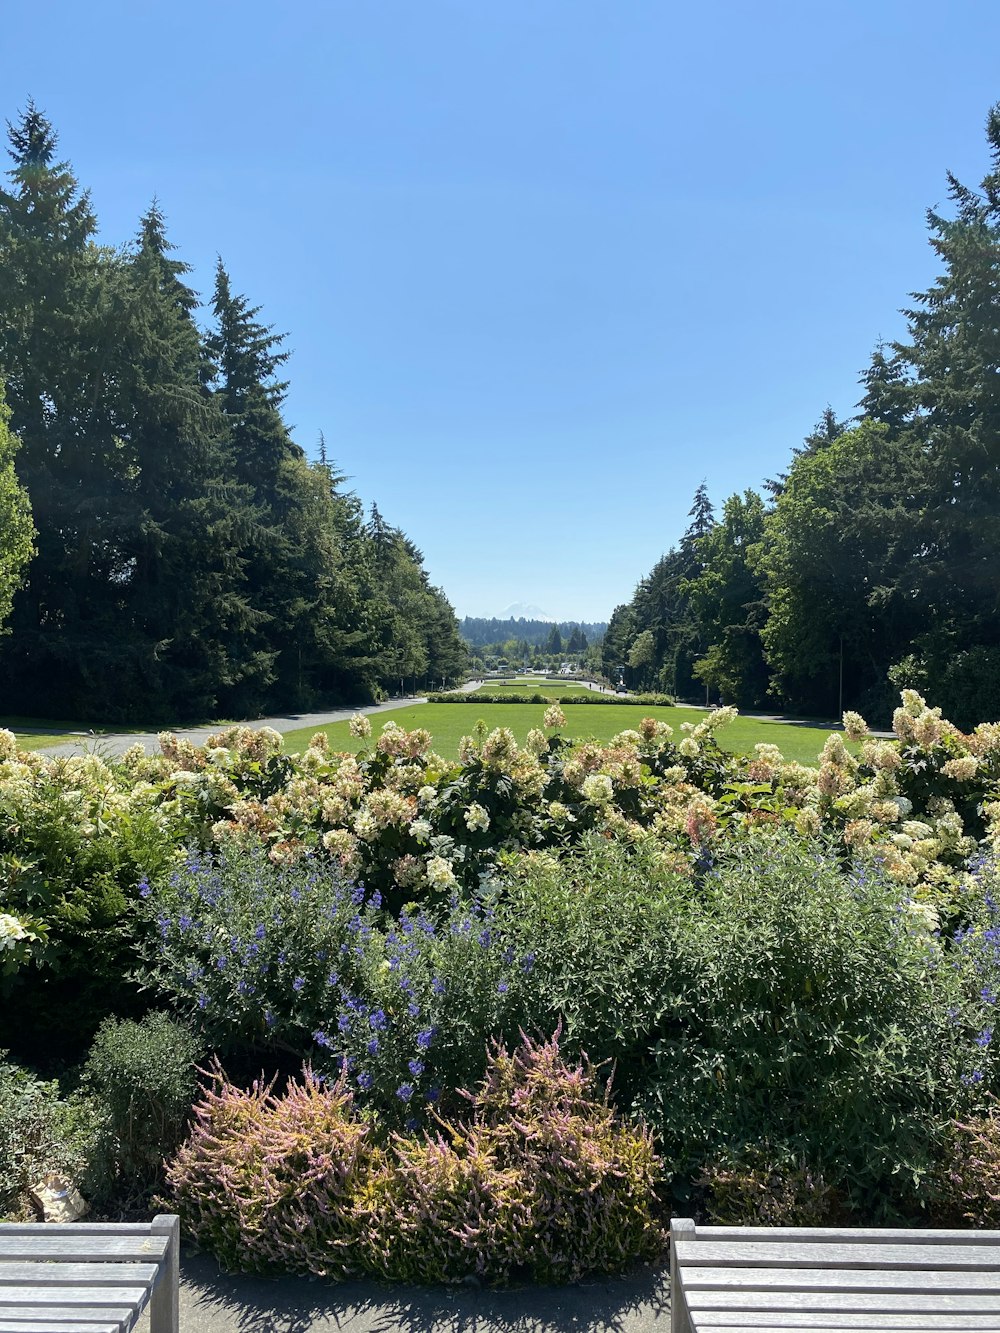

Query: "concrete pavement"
<box><xmin>136</xmin><ymin>1251</ymin><xmax>671</xmax><ymax>1333</ymax></box>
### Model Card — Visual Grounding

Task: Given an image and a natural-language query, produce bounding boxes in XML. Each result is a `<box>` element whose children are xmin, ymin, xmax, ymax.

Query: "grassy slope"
<box><xmin>282</xmin><ymin>702</ymin><xmax>842</xmax><ymax>765</ymax></box>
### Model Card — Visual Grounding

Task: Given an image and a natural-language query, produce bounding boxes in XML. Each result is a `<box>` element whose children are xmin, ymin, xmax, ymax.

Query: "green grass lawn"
<box><xmin>283</xmin><ymin>702</ymin><xmax>844</xmax><ymax>765</ymax></box>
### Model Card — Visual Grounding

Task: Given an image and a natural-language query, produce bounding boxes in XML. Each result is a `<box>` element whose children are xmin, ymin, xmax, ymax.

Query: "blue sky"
<box><xmin>6</xmin><ymin>1</ymin><xmax>1000</xmax><ymax>621</ymax></box>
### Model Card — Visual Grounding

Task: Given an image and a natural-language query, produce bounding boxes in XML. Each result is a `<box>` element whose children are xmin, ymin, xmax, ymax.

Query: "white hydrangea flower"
<box><xmin>0</xmin><ymin>913</ymin><xmax>29</xmax><ymax>949</ymax></box>
<box><xmin>349</xmin><ymin>713</ymin><xmax>372</xmax><ymax>739</ymax></box>
<box><xmin>426</xmin><ymin>855</ymin><xmax>457</xmax><ymax>889</ymax></box>
<box><xmin>464</xmin><ymin>802</ymin><xmax>490</xmax><ymax>832</ymax></box>
<box><xmin>582</xmin><ymin>774</ymin><xmax>614</xmax><ymax>805</ymax></box>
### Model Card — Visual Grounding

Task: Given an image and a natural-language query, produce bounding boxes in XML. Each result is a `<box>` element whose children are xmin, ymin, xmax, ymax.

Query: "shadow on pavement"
<box><xmin>175</xmin><ymin>1251</ymin><xmax>671</xmax><ymax>1333</ymax></box>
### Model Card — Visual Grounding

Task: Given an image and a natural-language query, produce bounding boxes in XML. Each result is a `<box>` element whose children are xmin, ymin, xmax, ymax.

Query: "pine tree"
<box><xmin>0</xmin><ymin>104</ymin><xmax>129</xmax><ymax>716</ymax></box>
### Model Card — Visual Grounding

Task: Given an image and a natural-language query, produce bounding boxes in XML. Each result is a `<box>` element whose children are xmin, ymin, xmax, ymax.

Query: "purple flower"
<box><xmin>408</xmin><ymin>1058</ymin><xmax>424</xmax><ymax>1077</ymax></box>
<box><xmin>431</xmin><ymin>977</ymin><xmax>446</xmax><ymax>995</ymax></box>
<box><xmin>357</xmin><ymin>1071</ymin><xmax>373</xmax><ymax>1091</ymax></box>
<box><xmin>426</xmin><ymin>1087</ymin><xmax>440</xmax><ymax>1103</ymax></box>
<box><xmin>313</xmin><ymin>1029</ymin><xmax>331</xmax><ymax>1048</ymax></box>
<box><xmin>976</xmin><ymin>1028</ymin><xmax>993</xmax><ymax>1048</ymax></box>
<box><xmin>367</xmin><ymin>1038</ymin><xmax>380</xmax><ymax>1055</ymax></box>
<box><xmin>264</xmin><ymin>1009</ymin><xmax>276</xmax><ymax>1028</ymax></box>
<box><xmin>396</xmin><ymin>1083</ymin><xmax>414</xmax><ymax>1102</ymax></box>
<box><xmin>498</xmin><ymin>981</ymin><xmax>509</xmax><ymax>994</ymax></box>
<box><xmin>416</xmin><ymin>1028</ymin><xmax>433</xmax><ymax>1050</ymax></box>
<box><xmin>292</xmin><ymin>976</ymin><xmax>305</xmax><ymax>993</ymax></box>
<box><xmin>407</xmin><ymin>1002</ymin><xmax>420</xmax><ymax>1018</ymax></box>
<box><xmin>254</xmin><ymin>923</ymin><xmax>266</xmax><ymax>940</ymax></box>
<box><xmin>405</xmin><ymin>1116</ymin><xmax>419</xmax><ymax>1131</ymax></box>
<box><xmin>197</xmin><ymin>994</ymin><xmax>208</xmax><ymax>1010</ymax></box>
<box><xmin>521</xmin><ymin>952</ymin><xmax>536</xmax><ymax>972</ymax></box>
<box><xmin>138</xmin><ymin>878</ymin><xmax>152</xmax><ymax>899</ymax></box>
<box><xmin>338</xmin><ymin>1014</ymin><xmax>351</xmax><ymax>1032</ymax></box>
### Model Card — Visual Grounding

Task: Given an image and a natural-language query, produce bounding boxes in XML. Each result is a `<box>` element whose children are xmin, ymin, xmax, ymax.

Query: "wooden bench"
<box><xmin>670</xmin><ymin>1218</ymin><xmax>1000</xmax><ymax>1331</ymax></box>
<box><xmin>0</xmin><ymin>1215</ymin><xmax>179</xmax><ymax>1333</ymax></box>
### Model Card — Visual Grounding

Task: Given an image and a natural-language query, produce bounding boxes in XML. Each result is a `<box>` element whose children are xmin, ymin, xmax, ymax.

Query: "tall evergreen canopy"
<box><xmin>0</xmin><ymin>104</ymin><xmax>466</xmax><ymax>721</ymax></box>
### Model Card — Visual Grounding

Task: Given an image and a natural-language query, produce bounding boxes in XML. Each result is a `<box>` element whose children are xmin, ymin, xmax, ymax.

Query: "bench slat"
<box><xmin>696</xmin><ymin>1320</ymin><xmax>1000</xmax><ymax>1329</ymax></box>
<box><xmin>0</xmin><ymin>1227</ymin><xmax>164</xmax><ymax>1237</ymax></box>
<box><xmin>687</xmin><ymin>1291</ymin><xmax>1000</xmax><ymax>1313</ymax></box>
<box><xmin>0</xmin><ymin>1239</ymin><xmax>168</xmax><ymax>1263</ymax></box>
<box><xmin>0</xmin><ymin>1288</ymin><xmax>147</xmax><ymax>1310</ymax></box>
<box><xmin>0</xmin><ymin>1324</ymin><xmax>124</xmax><ymax>1333</ymax></box>
<box><xmin>694</xmin><ymin>1326</ymin><xmax>1000</xmax><ymax>1332</ymax></box>
<box><xmin>684</xmin><ymin>1267</ymin><xmax>1000</xmax><ymax>1293</ymax></box>
<box><xmin>676</xmin><ymin>1241</ymin><xmax>1000</xmax><ymax>1271</ymax></box>
<box><xmin>0</xmin><ymin>1311</ymin><xmax>130</xmax><ymax>1328</ymax></box>
<box><xmin>696</xmin><ymin>1228</ymin><xmax>1000</xmax><ymax>1245</ymax></box>
<box><xmin>0</xmin><ymin>1265</ymin><xmax>157</xmax><ymax>1289</ymax></box>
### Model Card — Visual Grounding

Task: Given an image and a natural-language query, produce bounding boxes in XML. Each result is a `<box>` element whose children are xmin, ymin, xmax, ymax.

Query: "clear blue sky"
<box><xmin>6</xmin><ymin>1</ymin><xmax>1000</xmax><ymax>621</ymax></box>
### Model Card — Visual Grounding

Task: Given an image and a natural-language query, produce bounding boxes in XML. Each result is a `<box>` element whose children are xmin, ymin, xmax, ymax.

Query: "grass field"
<box><xmin>282</xmin><ymin>702</ymin><xmax>846</xmax><ymax>765</ymax></box>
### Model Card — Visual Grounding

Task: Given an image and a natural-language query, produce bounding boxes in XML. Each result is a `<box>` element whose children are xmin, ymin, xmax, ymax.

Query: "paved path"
<box><xmin>37</xmin><ymin>680</ymin><xmax>609</xmax><ymax>758</ymax></box>
<box><xmin>135</xmin><ymin>1252</ymin><xmax>670</xmax><ymax>1333</ymax></box>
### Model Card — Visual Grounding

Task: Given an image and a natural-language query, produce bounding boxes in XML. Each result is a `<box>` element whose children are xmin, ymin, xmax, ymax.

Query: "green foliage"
<box><xmin>0</xmin><ymin>379</ymin><xmax>32</xmax><ymax>636</ymax></box>
<box><xmin>81</xmin><ymin>1012</ymin><xmax>202</xmax><ymax>1200</ymax></box>
<box><xmin>634</xmin><ymin>832</ymin><xmax>961</xmax><ymax>1213</ymax></box>
<box><xmin>0</xmin><ymin>1053</ymin><xmax>98</xmax><ymax>1219</ymax></box>
<box><xmin>0</xmin><ymin>749</ymin><xmax>177</xmax><ymax>1053</ymax></box>
<box><xmin>756</xmin><ymin>420</ymin><xmax>928</xmax><ymax>717</ymax></box>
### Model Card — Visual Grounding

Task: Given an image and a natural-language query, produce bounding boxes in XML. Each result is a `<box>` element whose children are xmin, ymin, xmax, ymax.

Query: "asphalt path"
<box><xmin>134</xmin><ymin>1251</ymin><xmax>670</xmax><ymax>1333</ymax></box>
<box><xmin>37</xmin><ymin>679</ymin><xmax>619</xmax><ymax>758</ymax></box>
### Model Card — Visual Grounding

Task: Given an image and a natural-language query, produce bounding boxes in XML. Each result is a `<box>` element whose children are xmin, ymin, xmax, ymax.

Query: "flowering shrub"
<box><xmin>698</xmin><ymin>1146</ymin><xmax>848</xmax><ymax>1226</ymax></box>
<box><xmin>427</xmin><ymin>691</ymin><xmax>675</xmax><ymax>706</ymax></box>
<box><xmin>0</xmin><ymin>910</ymin><xmax>46</xmax><ymax>978</ymax></box>
<box><xmin>167</xmin><ymin>1064</ymin><xmax>373</xmax><ymax>1275</ymax></box>
<box><xmin>138</xmin><ymin>844</ymin><xmax>534</xmax><ymax>1125</ymax></box>
<box><xmin>166</xmin><ymin>1032</ymin><xmax>663</xmax><ymax>1284</ymax></box>
<box><xmin>933</xmin><ymin>1107</ymin><xmax>1000</xmax><ymax>1225</ymax></box>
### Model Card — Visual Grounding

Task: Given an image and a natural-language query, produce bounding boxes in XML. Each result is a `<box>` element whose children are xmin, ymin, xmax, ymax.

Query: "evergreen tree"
<box><xmin>0</xmin><ymin>104</ymin><xmax>129</xmax><ymax>716</ymax></box>
<box><xmin>0</xmin><ymin>378</ymin><xmax>33</xmax><ymax>631</ymax></box>
<box><xmin>688</xmin><ymin>489</ymin><xmax>770</xmax><ymax>707</ymax></box>
<box><xmin>882</xmin><ymin>113</ymin><xmax>1000</xmax><ymax>722</ymax></box>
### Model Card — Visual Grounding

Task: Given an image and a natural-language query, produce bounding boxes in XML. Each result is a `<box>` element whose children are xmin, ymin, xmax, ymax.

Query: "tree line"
<box><xmin>603</xmin><ymin>106</ymin><xmax>1000</xmax><ymax>729</ymax></box>
<box><xmin>0</xmin><ymin>105</ymin><xmax>466</xmax><ymax>722</ymax></box>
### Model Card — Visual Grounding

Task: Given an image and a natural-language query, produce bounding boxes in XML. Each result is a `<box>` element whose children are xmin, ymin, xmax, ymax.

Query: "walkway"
<box><xmin>135</xmin><ymin>1251</ymin><xmax>670</xmax><ymax>1333</ymax></box>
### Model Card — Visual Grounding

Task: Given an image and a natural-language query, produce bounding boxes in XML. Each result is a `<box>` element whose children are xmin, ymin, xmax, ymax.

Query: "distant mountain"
<box><xmin>500</xmin><ymin>602</ymin><xmax>554</xmax><ymax>622</ymax></box>
<box><xmin>460</xmin><ymin>616</ymin><xmax>607</xmax><ymax>650</ymax></box>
